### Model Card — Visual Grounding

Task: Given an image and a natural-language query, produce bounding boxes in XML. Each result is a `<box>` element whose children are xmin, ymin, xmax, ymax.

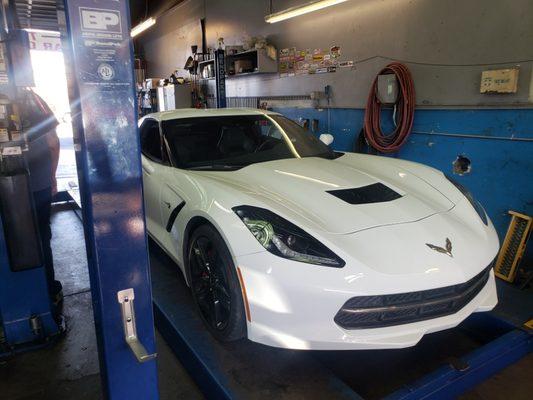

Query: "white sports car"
<box><xmin>140</xmin><ymin>108</ymin><xmax>499</xmax><ymax>350</ymax></box>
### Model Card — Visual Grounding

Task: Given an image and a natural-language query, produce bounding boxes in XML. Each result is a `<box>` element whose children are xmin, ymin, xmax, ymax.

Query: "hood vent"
<box><xmin>327</xmin><ymin>183</ymin><xmax>402</xmax><ymax>205</ymax></box>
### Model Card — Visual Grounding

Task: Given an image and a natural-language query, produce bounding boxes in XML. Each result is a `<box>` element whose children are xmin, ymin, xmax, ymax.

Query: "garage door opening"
<box><xmin>26</xmin><ymin>29</ymin><xmax>76</xmax><ymax>192</ymax></box>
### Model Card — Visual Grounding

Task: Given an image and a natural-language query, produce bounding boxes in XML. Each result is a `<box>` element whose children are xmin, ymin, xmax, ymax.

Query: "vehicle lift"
<box><xmin>0</xmin><ymin>0</ymin><xmax>530</xmax><ymax>399</ymax></box>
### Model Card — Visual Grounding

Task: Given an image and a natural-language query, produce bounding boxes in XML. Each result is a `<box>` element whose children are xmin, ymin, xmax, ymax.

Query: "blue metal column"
<box><xmin>58</xmin><ymin>1</ymin><xmax>159</xmax><ymax>398</ymax></box>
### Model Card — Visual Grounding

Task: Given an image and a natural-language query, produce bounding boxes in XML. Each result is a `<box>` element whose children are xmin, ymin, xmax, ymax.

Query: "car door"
<box><xmin>156</xmin><ymin>125</ymin><xmax>187</xmax><ymax>262</ymax></box>
<box><xmin>159</xmin><ymin>180</ymin><xmax>185</xmax><ymax>261</ymax></box>
<box><xmin>140</xmin><ymin>118</ymin><xmax>167</xmax><ymax>241</ymax></box>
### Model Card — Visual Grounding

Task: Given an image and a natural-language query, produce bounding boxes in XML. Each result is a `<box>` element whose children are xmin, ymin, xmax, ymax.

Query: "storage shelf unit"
<box><xmin>199</xmin><ymin>48</ymin><xmax>277</xmax><ymax>80</ymax></box>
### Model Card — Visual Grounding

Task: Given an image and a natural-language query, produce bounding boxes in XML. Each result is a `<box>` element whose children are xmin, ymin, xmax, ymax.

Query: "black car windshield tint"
<box><xmin>163</xmin><ymin>114</ymin><xmax>335</xmax><ymax>170</ymax></box>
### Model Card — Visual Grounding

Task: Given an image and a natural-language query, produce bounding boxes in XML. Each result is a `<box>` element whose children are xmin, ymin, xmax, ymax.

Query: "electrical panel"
<box><xmin>377</xmin><ymin>74</ymin><xmax>398</xmax><ymax>104</ymax></box>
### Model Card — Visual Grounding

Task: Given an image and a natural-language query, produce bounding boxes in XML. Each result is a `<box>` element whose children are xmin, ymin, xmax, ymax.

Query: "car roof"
<box><xmin>142</xmin><ymin>108</ymin><xmax>281</xmax><ymax>122</ymax></box>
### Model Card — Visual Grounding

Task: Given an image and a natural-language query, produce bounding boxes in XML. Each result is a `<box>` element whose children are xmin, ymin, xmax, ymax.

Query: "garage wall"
<box><xmin>136</xmin><ymin>0</ymin><xmax>533</xmax><ymax>249</ymax></box>
<box><xmin>204</xmin><ymin>0</ymin><xmax>533</xmax><ymax>108</ymax></box>
<box><xmin>139</xmin><ymin>0</ymin><xmax>533</xmax><ymax>107</ymax></box>
<box><xmin>135</xmin><ymin>0</ymin><xmax>204</xmax><ymax>78</ymax></box>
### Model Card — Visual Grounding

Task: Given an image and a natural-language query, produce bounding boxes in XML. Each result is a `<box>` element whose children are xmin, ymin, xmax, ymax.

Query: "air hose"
<box><xmin>363</xmin><ymin>62</ymin><xmax>415</xmax><ymax>153</ymax></box>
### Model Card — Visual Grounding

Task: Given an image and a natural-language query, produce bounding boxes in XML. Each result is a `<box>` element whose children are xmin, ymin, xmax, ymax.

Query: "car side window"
<box><xmin>140</xmin><ymin>119</ymin><xmax>163</xmax><ymax>162</ymax></box>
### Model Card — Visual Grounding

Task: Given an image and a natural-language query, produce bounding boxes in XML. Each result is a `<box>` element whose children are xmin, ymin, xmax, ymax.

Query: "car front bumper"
<box><xmin>236</xmin><ymin>252</ymin><xmax>498</xmax><ymax>350</ymax></box>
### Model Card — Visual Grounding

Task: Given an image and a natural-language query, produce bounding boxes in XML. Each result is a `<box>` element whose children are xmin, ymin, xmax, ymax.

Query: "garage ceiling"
<box><xmin>130</xmin><ymin>0</ymin><xmax>183</xmax><ymax>27</ymax></box>
<box><xmin>13</xmin><ymin>0</ymin><xmax>182</xmax><ymax>32</ymax></box>
<box><xmin>15</xmin><ymin>0</ymin><xmax>59</xmax><ymax>31</ymax></box>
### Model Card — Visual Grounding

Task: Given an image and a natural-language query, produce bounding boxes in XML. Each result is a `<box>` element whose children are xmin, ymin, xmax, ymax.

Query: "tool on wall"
<box><xmin>188</xmin><ymin>44</ymin><xmax>205</xmax><ymax>108</ymax></box>
<box><xmin>363</xmin><ymin>62</ymin><xmax>415</xmax><ymax>153</ymax></box>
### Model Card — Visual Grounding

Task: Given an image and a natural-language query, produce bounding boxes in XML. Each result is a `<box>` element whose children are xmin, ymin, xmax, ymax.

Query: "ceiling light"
<box><xmin>131</xmin><ymin>17</ymin><xmax>156</xmax><ymax>38</ymax></box>
<box><xmin>265</xmin><ymin>0</ymin><xmax>348</xmax><ymax>23</ymax></box>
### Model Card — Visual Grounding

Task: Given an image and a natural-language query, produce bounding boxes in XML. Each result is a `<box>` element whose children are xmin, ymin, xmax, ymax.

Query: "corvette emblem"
<box><xmin>426</xmin><ymin>238</ymin><xmax>453</xmax><ymax>258</ymax></box>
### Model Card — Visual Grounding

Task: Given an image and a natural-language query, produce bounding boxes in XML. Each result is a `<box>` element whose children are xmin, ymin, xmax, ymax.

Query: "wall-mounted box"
<box><xmin>377</xmin><ymin>74</ymin><xmax>398</xmax><ymax>104</ymax></box>
<box><xmin>480</xmin><ymin>68</ymin><xmax>519</xmax><ymax>93</ymax></box>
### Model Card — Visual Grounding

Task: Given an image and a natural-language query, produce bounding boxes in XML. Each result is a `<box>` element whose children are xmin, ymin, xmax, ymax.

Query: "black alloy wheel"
<box><xmin>187</xmin><ymin>224</ymin><xmax>246</xmax><ymax>341</ymax></box>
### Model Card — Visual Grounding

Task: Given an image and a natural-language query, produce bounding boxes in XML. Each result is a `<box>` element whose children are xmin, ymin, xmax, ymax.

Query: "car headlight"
<box><xmin>233</xmin><ymin>205</ymin><xmax>345</xmax><ymax>268</ymax></box>
<box><xmin>446</xmin><ymin>176</ymin><xmax>488</xmax><ymax>225</ymax></box>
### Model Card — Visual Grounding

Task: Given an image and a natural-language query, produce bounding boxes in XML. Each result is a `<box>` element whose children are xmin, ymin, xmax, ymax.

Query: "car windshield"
<box><xmin>162</xmin><ymin>114</ymin><xmax>336</xmax><ymax>170</ymax></box>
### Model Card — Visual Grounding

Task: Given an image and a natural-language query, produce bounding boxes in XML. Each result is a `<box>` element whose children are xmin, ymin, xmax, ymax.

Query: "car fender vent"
<box><xmin>327</xmin><ymin>183</ymin><xmax>402</xmax><ymax>205</ymax></box>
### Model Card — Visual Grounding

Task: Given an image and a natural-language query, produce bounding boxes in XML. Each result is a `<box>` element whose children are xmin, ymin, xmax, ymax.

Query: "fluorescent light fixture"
<box><xmin>24</xmin><ymin>28</ymin><xmax>59</xmax><ymax>34</ymax></box>
<box><xmin>131</xmin><ymin>17</ymin><xmax>156</xmax><ymax>38</ymax></box>
<box><xmin>265</xmin><ymin>0</ymin><xmax>348</xmax><ymax>23</ymax></box>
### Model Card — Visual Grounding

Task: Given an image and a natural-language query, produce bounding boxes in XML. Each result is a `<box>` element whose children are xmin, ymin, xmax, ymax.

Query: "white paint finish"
<box><xmin>141</xmin><ymin>157</ymin><xmax>163</xmax><ymax>231</ymax></box>
<box><xmin>197</xmin><ymin>156</ymin><xmax>454</xmax><ymax>234</ymax></box>
<box><xmin>144</xmin><ymin>107</ymin><xmax>279</xmax><ymax>121</ymax></box>
<box><xmin>241</xmin><ymin>265</ymin><xmax>497</xmax><ymax>350</ymax></box>
<box><xmin>142</xmin><ymin>109</ymin><xmax>499</xmax><ymax>350</ymax></box>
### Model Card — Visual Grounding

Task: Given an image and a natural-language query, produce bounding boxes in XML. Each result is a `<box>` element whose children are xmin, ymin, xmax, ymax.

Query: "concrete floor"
<box><xmin>0</xmin><ymin>204</ymin><xmax>531</xmax><ymax>399</ymax></box>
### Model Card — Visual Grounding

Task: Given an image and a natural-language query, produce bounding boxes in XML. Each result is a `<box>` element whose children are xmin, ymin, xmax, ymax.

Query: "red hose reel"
<box><xmin>363</xmin><ymin>62</ymin><xmax>415</xmax><ymax>153</ymax></box>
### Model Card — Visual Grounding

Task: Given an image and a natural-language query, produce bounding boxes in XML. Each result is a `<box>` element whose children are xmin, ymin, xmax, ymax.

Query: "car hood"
<box><xmin>195</xmin><ymin>154</ymin><xmax>454</xmax><ymax>235</ymax></box>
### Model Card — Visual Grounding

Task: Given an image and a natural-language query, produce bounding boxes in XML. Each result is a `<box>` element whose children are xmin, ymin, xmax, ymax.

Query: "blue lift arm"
<box><xmin>58</xmin><ymin>1</ymin><xmax>159</xmax><ymax>398</ymax></box>
<box><xmin>385</xmin><ymin>314</ymin><xmax>532</xmax><ymax>400</ymax></box>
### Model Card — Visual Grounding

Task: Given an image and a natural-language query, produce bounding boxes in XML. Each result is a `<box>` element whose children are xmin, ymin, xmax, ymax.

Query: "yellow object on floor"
<box><xmin>494</xmin><ymin>211</ymin><xmax>532</xmax><ymax>283</ymax></box>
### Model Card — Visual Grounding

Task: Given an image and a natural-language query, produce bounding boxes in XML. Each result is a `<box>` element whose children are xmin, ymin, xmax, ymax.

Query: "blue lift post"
<box><xmin>58</xmin><ymin>0</ymin><xmax>159</xmax><ymax>398</ymax></box>
<box><xmin>0</xmin><ymin>2</ymin><xmax>60</xmax><ymax>353</ymax></box>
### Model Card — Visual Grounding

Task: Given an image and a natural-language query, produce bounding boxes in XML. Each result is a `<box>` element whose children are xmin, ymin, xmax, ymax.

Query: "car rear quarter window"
<box><xmin>140</xmin><ymin>119</ymin><xmax>163</xmax><ymax>162</ymax></box>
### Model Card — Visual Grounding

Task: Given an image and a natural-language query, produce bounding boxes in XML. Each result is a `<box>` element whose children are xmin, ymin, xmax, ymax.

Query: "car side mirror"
<box><xmin>319</xmin><ymin>133</ymin><xmax>334</xmax><ymax>146</ymax></box>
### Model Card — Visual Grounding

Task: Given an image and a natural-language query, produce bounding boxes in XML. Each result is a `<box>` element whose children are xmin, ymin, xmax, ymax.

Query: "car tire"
<box><xmin>187</xmin><ymin>224</ymin><xmax>246</xmax><ymax>342</ymax></box>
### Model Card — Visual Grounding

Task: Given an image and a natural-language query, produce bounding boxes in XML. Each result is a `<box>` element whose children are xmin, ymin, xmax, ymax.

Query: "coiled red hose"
<box><xmin>363</xmin><ymin>62</ymin><xmax>415</xmax><ymax>153</ymax></box>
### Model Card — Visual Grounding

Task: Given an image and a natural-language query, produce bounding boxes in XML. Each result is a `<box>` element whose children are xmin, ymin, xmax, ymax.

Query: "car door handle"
<box><xmin>141</xmin><ymin>159</ymin><xmax>155</xmax><ymax>175</ymax></box>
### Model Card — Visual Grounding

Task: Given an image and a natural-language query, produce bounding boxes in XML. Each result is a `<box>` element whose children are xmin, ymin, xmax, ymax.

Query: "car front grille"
<box><xmin>334</xmin><ymin>266</ymin><xmax>492</xmax><ymax>329</ymax></box>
